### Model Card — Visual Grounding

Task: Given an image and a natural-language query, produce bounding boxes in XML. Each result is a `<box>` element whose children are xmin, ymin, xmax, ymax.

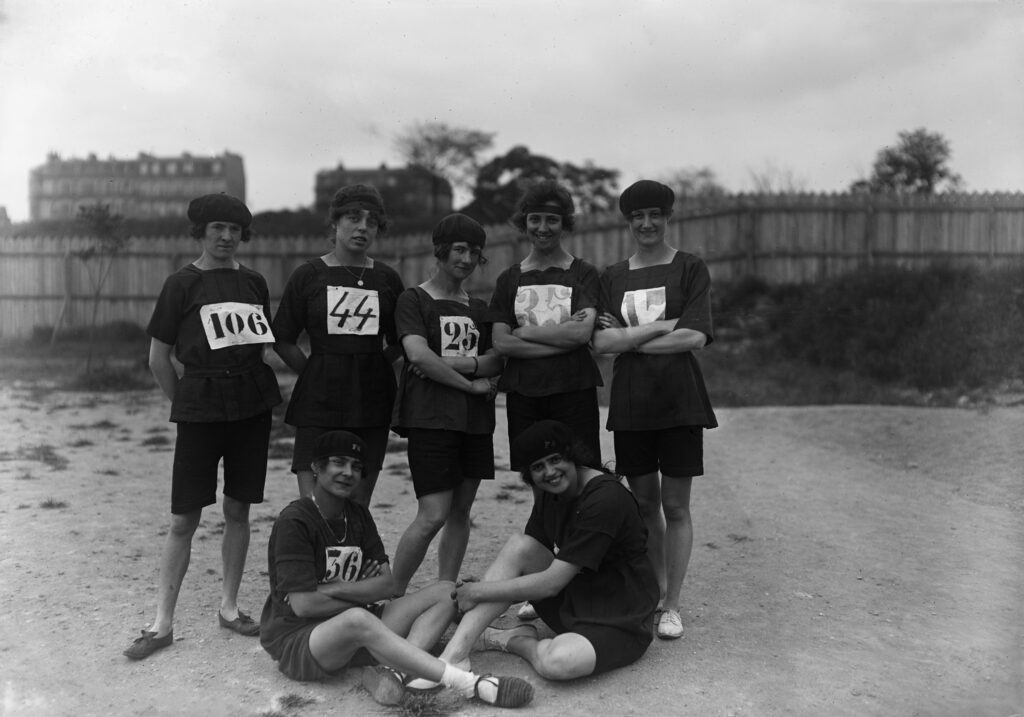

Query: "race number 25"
<box><xmin>440</xmin><ymin>316</ymin><xmax>479</xmax><ymax>357</ymax></box>
<box><xmin>200</xmin><ymin>302</ymin><xmax>275</xmax><ymax>350</ymax></box>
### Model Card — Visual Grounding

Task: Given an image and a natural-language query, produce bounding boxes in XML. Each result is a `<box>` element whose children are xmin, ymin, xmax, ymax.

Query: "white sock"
<box><xmin>441</xmin><ymin>663</ymin><xmax>497</xmax><ymax>702</ymax></box>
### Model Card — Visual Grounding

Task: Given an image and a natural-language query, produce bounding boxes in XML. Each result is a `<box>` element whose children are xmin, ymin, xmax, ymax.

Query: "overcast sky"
<box><xmin>0</xmin><ymin>0</ymin><xmax>1020</xmax><ymax>221</ymax></box>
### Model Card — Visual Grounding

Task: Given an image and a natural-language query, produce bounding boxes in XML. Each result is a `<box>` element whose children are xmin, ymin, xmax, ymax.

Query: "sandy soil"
<box><xmin>0</xmin><ymin>379</ymin><xmax>1021</xmax><ymax>717</ymax></box>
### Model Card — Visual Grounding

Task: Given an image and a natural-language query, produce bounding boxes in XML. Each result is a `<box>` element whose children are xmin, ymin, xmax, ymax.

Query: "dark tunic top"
<box><xmin>391</xmin><ymin>287</ymin><xmax>495</xmax><ymax>435</ymax></box>
<box><xmin>597</xmin><ymin>251</ymin><xmax>717</xmax><ymax>431</ymax></box>
<box><xmin>147</xmin><ymin>264</ymin><xmax>282</xmax><ymax>423</ymax></box>
<box><xmin>271</xmin><ymin>259</ymin><xmax>405</xmax><ymax>427</ymax></box>
<box><xmin>488</xmin><ymin>258</ymin><xmax>603</xmax><ymax>396</ymax></box>
<box><xmin>260</xmin><ymin>497</ymin><xmax>388</xmax><ymax>659</ymax></box>
<box><xmin>525</xmin><ymin>474</ymin><xmax>659</xmax><ymax>640</ymax></box>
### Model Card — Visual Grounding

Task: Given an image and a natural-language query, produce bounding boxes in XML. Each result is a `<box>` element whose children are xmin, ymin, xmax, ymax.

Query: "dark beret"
<box><xmin>311</xmin><ymin>430</ymin><xmax>367</xmax><ymax>463</ymax></box>
<box><xmin>331</xmin><ymin>184</ymin><xmax>386</xmax><ymax>215</ymax></box>
<box><xmin>432</xmin><ymin>213</ymin><xmax>486</xmax><ymax>247</ymax></box>
<box><xmin>187</xmin><ymin>193</ymin><xmax>252</xmax><ymax>227</ymax></box>
<box><xmin>618</xmin><ymin>180</ymin><xmax>675</xmax><ymax>217</ymax></box>
<box><xmin>511</xmin><ymin>420</ymin><xmax>575</xmax><ymax>468</ymax></box>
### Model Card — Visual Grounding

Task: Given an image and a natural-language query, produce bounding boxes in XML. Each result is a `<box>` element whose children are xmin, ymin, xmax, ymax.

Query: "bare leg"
<box><xmin>219</xmin><ymin>495</ymin><xmax>251</xmax><ymax>619</ymax></box>
<box><xmin>626</xmin><ymin>472</ymin><xmax>666</xmax><ymax>603</ymax></box>
<box><xmin>296</xmin><ymin>468</ymin><xmax>315</xmax><ymax>498</ymax></box>
<box><xmin>391</xmin><ymin>490</ymin><xmax>453</xmax><ymax>595</ymax></box>
<box><xmin>148</xmin><ymin>508</ymin><xmax>202</xmax><ymax>636</ymax></box>
<box><xmin>661</xmin><ymin>475</ymin><xmax>693</xmax><ymax>611</ymax></box>
<box><xmin>437</xmin><ymin>479</ymin><xmax>480</xmax><ymax>582</ymax></box>
<box><xmin>352</xmin><ymin>467</ymin><xmax>381</xmax><ymax>508</ymax></box>
<box><xmin>504</xmin><ymin>631</ymin><xmax>597</xmax><ymax>681</ymax></box>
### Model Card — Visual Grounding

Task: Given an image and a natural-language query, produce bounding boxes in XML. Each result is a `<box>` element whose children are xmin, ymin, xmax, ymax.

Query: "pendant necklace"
<box><xmin>311</xmin><ymin>493</ymin><xmax>349</xmax><ymax>543</ymax></box>
<box><xmin>342</xmin><ymin>260</ymin><xmax>370</xmax><ymax>287</ymax></box>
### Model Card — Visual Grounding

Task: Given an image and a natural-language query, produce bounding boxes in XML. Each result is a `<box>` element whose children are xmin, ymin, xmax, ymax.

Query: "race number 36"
<box><xmin>200</xmin><ymin>302</ymin><xmax>275</xmax><ymax>350</ymax></box>
<box><xmin>322</xmin><ymin>545</ymin><xmax>363</xmax><ymax>583</ymax></box>
<box><xmin>326</xmin><ymin>286</ymin><xmax>380</xmax><ymax>335</ymax></box>
<box><xmin>621</xmin><ymin>287</ymin><xmax>667</xmax><ymax>326</ymax></box>
<box><xmin>440</xmin><ymin>316</ymin><xmax>479</xmax><ymax>357</ymax></box>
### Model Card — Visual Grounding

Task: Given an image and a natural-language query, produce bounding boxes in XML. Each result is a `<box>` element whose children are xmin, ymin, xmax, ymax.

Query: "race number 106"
<box><xmin>200</xmin><ymin>302</ymin><xmax>276</xmax><ymax>350</ymax></box>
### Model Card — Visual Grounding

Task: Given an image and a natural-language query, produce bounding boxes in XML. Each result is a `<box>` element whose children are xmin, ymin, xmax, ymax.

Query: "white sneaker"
<box><xmin>405</xmin><ymin>657</ymin><xmax>469</xmax><ymax>692</ymax></box>
<box><xmin>516</xmin><ymin>601</ymin><xmax>538</xmax><ymax>620</ymax></box>
<box><xmin>657</xmin><ymin>609</ymin><xmax>684</xmax><ymax>640</ymax></box>
<box><xmin>475</xmin><ymin>624</ymin><xmax>538</xmax><ymax>652</ymax></box>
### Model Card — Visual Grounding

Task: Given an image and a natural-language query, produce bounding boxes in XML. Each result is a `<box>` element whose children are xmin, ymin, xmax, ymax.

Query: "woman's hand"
<box><xmin>468</xmin><ymin>378</ymin><xmax>493</xmax><ymax>395</ymax></box>
<box><xmin>596</xmin><ymin>312</ymin><xmax>623</xmax><ymax>329</ymax></box>
<box><xmin>358</xmin><ymin>559</ymin><xmax>384</xmax><ymax>581</ymax></box>
<box><xmin>453</xmin><ymin>581</ymin><xmax>480</xmax><ymax>613</ymax></box>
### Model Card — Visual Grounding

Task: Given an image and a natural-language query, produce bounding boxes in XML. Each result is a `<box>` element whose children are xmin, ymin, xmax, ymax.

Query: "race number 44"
<box><xmin>327</xmin><ymin>286</ymin><xmax>380</xmax><ymax>335</ymax></box>
<box><xmin>200</xmin><ymin>302</ymin><xmax>275</xmax><ymax>350</ymax></box>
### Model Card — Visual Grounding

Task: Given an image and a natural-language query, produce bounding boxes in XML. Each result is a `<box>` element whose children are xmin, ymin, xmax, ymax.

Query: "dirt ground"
<box><xmin>0</xmin><ymin>376</ymin><xmax>1022</xmax><ymax>717</ymax></box>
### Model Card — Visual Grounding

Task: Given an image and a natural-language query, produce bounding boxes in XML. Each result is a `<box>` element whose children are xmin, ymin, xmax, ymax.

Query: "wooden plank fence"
<box><xmin>2</xmin><ymin>192</ymin><xmax>1022</xmax><ymax>339</ymax></box>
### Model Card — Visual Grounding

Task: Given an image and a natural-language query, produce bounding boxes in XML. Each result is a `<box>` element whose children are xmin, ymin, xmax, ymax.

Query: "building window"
<box><xmin>140</xmin><ymin>164</ymin><xmax>148</xmax><ymax>176</ymax></box>
<box><xmin>167</xmin><ymin>163</ymin><xmax>177</xmax><ymax>175</ymax></box>
<box><xmin>211</xmin><ymin>161</ymin><xmax>221</xmax><ymax>174</ymax></box>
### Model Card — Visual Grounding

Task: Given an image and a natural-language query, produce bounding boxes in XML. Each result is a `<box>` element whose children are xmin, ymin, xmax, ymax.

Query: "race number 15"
<box><xmin>200</xmin><ymin>302</ymin><xmax>275</xmax><ymax>350</ymax></box>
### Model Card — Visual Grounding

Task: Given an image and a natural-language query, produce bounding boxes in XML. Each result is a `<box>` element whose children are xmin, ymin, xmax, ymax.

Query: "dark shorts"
<box><xmin>531</xmin><ymin>596</ymin><xmax>653</xmax><ymax>676</ymax></box>
<box><xmin>406</xmin><ymin>428</ymin><xmax>495</xmax><ymax>498</ymax></box>
<box><xmin>271</xmin><ymin>609</ymin><xmax>382</xmax><ymax>682</ymax></box>
<box><xmin>291</xmin><ymin>425</ymin><xmax>390</xmax><ymax>475</ymax></box>
<box><xmin>613</xmin><ymin>425</ymin><xmax>703</xmax><ymax>478</ymax></box>
<box><xmin>171</xmin><ymin>411</ymin><xmax>272</xmax><ymax>514</ymax></box>
<box><xmin>506</xmin><ymin>388</ymin><xmax>601</xmax><ymax>470</ymax></box>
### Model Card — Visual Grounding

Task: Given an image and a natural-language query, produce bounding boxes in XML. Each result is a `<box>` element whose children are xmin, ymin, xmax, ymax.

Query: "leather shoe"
<box><xmin>218</xmin><ymin>610</ymin><xmax>260</xmax><ymax>636</ymax></box>
<box><xmin>124</xmin><ymin>630</ymin><xmax>173</xmax><ymax>660</ymax></box>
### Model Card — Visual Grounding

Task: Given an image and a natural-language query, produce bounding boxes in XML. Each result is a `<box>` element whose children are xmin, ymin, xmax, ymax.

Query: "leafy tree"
<box><xmin>852</xmin><ymin>127</ymin><xmax>963</xmax><ymax>195</ymax></box>
<box><xmin>461</xmin><ymin>145</ymin><xmax>619</xmax><ymax>224</ymax></box>
<box><xmin>394</xmin><ymin>122</ymin><xmax>496</xmax><ymax>209</ymax></box>
<box><xmin>660</xmin><ymin>166</ymin><xmax>728</xmax><ymax>207</ymax></box>
<box><xmin>54</xmin><ymin>203</ymin><xmax>131</xmax><ymax>371</ymax></box>
<box><xmin>747</xmin><ymin>161</ymin><xmax>808</xmax><ymax>194</ymax></box>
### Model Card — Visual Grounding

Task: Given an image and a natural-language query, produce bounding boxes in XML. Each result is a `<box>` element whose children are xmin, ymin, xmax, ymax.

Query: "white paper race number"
<box><xmin>440</xmin><ymin>315</ymin><xmax>479</xmax><ymax>357</ymax></box>
<box><xmin>326</xmin><ymin>286</ymin><xmax>380</xmax><ymax>335</ymax></box>
<box><xmin>621</xmin><ymin>287</ymin><xmax>667</xmax><ymax>326</ymax></box>
<box><xmin>200</xmin><ymin>302</ymin><xmax>275</xmax><ymax>350</ymax></box>
<box><xmin>514</xmin><ymin>284</ymin><xmax>573</xmax><ymax>327</ymax></box>
<box><xmin>322</xmin><ymin>545</ymin><xmax>363</xmax><ymax>583</ymax></box>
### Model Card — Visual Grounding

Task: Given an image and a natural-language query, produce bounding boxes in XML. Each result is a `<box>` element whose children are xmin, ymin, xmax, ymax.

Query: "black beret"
<box><xmin>311</xmin><ymin>430</ymin><xmax>367</xmax><ymax>464</ymax></box>
<box><xmin>618</xmin><ymin>180</ymin><xmax>675</xmax><ymax>217</ymax></box>
<box><xmin>331</xmin><ymin>184</ymin><xmax>386</xmax><ymax>215</ymax></box>
<box><xmin>187</xmin><ymin>193</ymin><xmax>252</xmax><ymax>228</ymax></box>
<box><xmin>511</xmin><ymin>420</ymin><xmax>575</xmax><ymax>468</ymax></box>
<box><xmin>432</xmin><ymin>213</ymin><xmax>486</xmax><ymax>247</ymax></box>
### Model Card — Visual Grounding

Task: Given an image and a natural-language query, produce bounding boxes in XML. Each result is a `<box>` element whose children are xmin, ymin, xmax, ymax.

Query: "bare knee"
<box><xmin>222</xmin><ymin>497</ymin><xmax>251</xmax><ymax>525</ymax></box>
<box><xmin>533</xmin><ymin>641</ymin><xmax>593</xmax><ymax>681</ymax></box>
<box><xmin>168</xmin><ymin>511</ymin><xmax>201</xmax><ymax>538</ymax></box>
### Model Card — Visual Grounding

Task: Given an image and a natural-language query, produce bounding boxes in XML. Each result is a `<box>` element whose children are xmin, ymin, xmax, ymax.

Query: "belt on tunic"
<box><xmin>183</xmin><ymin>361</ymin><xmax>265</xmax><ymax>378</ymax></box>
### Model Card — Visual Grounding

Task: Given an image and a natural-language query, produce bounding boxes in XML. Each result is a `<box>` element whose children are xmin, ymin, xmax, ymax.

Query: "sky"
<box><xmin>0</xmin><ymin>0</ymin><xmax>1021</xmax><ymax>221</ymax></box>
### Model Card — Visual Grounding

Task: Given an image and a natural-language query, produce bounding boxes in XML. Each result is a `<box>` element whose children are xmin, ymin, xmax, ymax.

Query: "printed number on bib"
<box><xmin>621</xmin><ymin>287</ymin><xmax>667</xmax><ymax>326</ymax></box>
<box><xmin>514</xmin><ymin>284</ymin><xmax>572</xmax><ymax>327</ymax></box>
<box><xmin>322</xmin><ymin>545</ymin><xmax>363</xmax><ymax>583</ymax></box>
<box><xmin>327</xmin><ymin>286</ymin><xmax>380</xmax><ymax>335</ymax></box>
<box><xmin>200</xmin><ymin>302</ymin><xmax>275</xmax><ymax>350</ymax></box>
<box><xmin>440</xmin><ymin>316</ymin><xmax>479</xmax><ymax>357</ymax></box>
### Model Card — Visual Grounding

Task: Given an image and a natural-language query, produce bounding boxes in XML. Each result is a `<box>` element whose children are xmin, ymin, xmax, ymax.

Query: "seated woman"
<box><xmin>416</xmin><ymin>420</ymin><xmax>659</xmax><ymax>684</ymax></box>
<box><xmin>260</xmin><ymin>430</ymin><xmax>534</xmax><ymax>708</ymax></box>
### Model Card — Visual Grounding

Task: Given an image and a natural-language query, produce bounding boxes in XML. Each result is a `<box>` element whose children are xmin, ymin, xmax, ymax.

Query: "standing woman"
<box><xmin>272</xmin><ymin>184</ymin><xmax>405</xmax><ymax>504</ymax></box>
<box><xmin>125</xmin><ymin>194</ymin><xmax>282</xmax><ymax>659</ymax></box>
<box><xmin>390</xmin><ymin>213</ymin><xmax>503</xmax><ymax>596</ymax></box>
<box><xmin>489</xmin><ymin>179</ymin><xmax>603</xmax><ymax>470</ymax></box>
<box><xmin>591</xmin><ymin>180</ymin><xmax>717</xmax><ymax>641</ymax></box>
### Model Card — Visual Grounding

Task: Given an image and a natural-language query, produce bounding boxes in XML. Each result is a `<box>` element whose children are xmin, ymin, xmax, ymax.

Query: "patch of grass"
<box><xmin>40</xmin><ymin>498</ymin><xmax>68</xmax><ymax>509</ymax></box>
<box><xmin>65</xmin><ymin>365</ymin><xmax>152</xmax><ymax>392</ymax></box>
<box><xmin>19</xmin><ymin>444</ymin><xmax>69</xmax><ymax>470</ymax></box>
<box><xmin>399</xmin><ymin>690</ymin><xmax>464</xmax><ymax>717</ymax></box>
<box><xmin>141</xmin><ymin>435</ymin><xmax>171</xmax><ymax>446</ymax></box>
<box><xmin>494</xmin><ymin>491</ymin><xmax>512</xmax><ymax>501</ymax></box>
<box><xmin>16</xmin><ymin>472</ymin><xmax>36</xmax><ymax>480</ymax></box>
<box><xmin>276</xmin><ymin>693</ymin><xmax>316</xmax><ymax>710</ymax></box>
<box><xmin>69</xmin><ymin>438</ymin><xmax>94</xmax><ymax>448</ymax></box>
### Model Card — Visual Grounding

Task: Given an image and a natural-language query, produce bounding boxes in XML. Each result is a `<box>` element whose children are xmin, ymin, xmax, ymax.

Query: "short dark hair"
<box><xmin>517</xmin><ymin>437</ymin><xmax>598</xmax><ymax>486</ymax></box>
<box><xmin>189</xmin><ymin>222</ymin><xmax>252</xmax><ymax>243</ymax></box>
<box><xmin>510</xmin><ymin>180</ymin><xmax>576</xmax><ymax>232</ymax></box>
<box><xmin>433</xmin><ymin>241</ymin><xmax>488</xmax><ymax>265</ymax></box>
<box><xmin>327</xmin><ymin>184</ymin><xmax>390</xmax><ymax>233</ymax></box>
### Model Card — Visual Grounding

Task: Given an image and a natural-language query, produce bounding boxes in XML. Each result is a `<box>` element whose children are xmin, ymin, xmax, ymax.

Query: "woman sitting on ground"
<box><xmin>411</xmin><ymin>420</ymin><xmax>659</xmax><ymax>685</ymax></box>
<box><xmin>259</xmin><ymin>430</ymin><xmax>533</xmax><ymax>709</ymax></box>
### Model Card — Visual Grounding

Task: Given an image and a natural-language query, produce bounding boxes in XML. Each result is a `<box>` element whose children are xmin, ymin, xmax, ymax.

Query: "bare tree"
<box><xmin>747</xmin><ymin>160</ymin><xmax>808</xmax><ymax>193</ymax></box>
<box><xmin>394</xmin><ymin>122</ymin><xmax>496</xmax><ymax>208</ymax></box>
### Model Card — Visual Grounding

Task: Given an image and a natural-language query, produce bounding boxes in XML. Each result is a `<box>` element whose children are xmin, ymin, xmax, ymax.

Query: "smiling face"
<box><xmin>525</xmin><ymin>212</ymin><xmax>564</xmax><ymax>252</ymax></box>
<box><xmin>527</xmin><ymin>452</ymin><xmax>578</xmax><ymax>495</ymax></box>
<box><xmin>333</xmin><ymin>209</ymin><xmax>380</xmax><ymax>255</ymax></box>
<box><xmin>313</xmin><ymin>455</ymin><xmax>364</xmax><ymax>500</ymax></box>
<box><xmin>439</xmin><ymin>241</ymin><xmax>483</xmax><ymax>282</ymax></box>
<box><xmin>627</xmin><ymin>207</ymin><xmax>671</xmax><ymax>247</ymax></box>
<box><xmin>199</xmin><ymin>220</ymin><xmax>243</xmax><ymax>262</ymax></box>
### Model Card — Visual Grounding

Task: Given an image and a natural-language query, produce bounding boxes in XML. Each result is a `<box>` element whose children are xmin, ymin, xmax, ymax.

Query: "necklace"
<box><xmin>311</xmin><ymin>493</ymin><xmax>349</xmax><ymax>544</ymax></box>
<box><xmin>341</xmin><ymin>260</ymin><xmax>370</xmax><ymax>286</ymax></box>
